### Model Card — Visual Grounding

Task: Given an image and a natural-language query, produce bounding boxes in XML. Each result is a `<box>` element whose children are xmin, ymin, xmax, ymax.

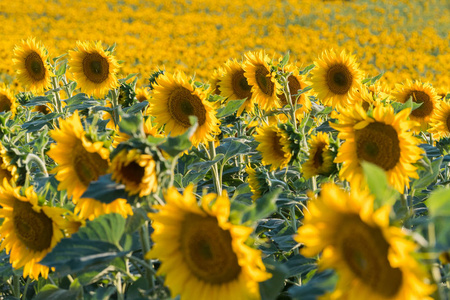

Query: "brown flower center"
<box><xmin>255</xmin><ymin>65</ymin><xmax>274</xmax><ymax>96</ymax></box>
<box><xmin>168</xmin><ymin>86</ymin><xmax>206</xmax><ymax>127</ymax></box>
<box><xmin>82</xmin><ymin>53</ymin><xmax>110</xmax><ymax>84</ymax></box>
<box><xmin>312</xmin><ymin>143</ymin><xmax>326</xmax><ymax>169</ymax></box>
<box><xmin>407</xmin><ymin>91</ymin><xmax>433</xmax><ymax>118</ymax></box>
<box><xmin>338</xmin><ymin>214</ymin><xmax>403</xmax><ymax>297</ymax></box>
<box><xmin>181</xmin><ymin>214</ymin><xmax>241</xmax><ymax>284</ymax></box>
<box><xmin>326</xmin><ymin>63</ymin><xmax>353</xmax><ymax>95</ymax></box>
<box><xmin>0</xmin><ymin>95</ymin><xmax>12</xmax><ymax>113</ymax></box>
<box><xmin>25</xmin><ymin>51</ymin><xmax>46</xmax><ymax>81</ymax></box>
<box><xmin>279</xmin><ymin>74</ymin><xmax>303</xmax><ymax>106</ymax></box>
<box><xmin>13</xmin><ymin>200</ymin><xmax>53</xmax><ymax>251</ymax></box>
<box><xmin>355</xmin><ymin>122</ymin><xmax>400</xmax><ymax>171</ymax></box>
<box><xmin>120</xmin><ymin>161</ymin><xmax>145</xmax><ymax>185</ymax></box>
<box><xmin>231</xmin><ymin>69</ymin><xmax>252</xmax><ymax>100</ymax></box>
<box><xmin>72</xmin><ymin>141</ymin><xmax>109</xmax><ymax>187</ymax></box>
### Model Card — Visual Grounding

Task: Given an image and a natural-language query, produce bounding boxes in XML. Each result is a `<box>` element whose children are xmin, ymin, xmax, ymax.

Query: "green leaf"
<box><xmin>300</xmin><ymin>64</ymin><xmax>315</xmax><ymax>75</ymax></box>
<box><xmin>412</xmin><ymin>157</ymin><xmax>443</xmax><ymax>190</ymax></box>
<box><xmin>241</xmin><ymin>188</ymin><xmax>280</xmax><ymax>225</ymax></box>
<box><xmin>23</xmin><ymin>96</ymin><xmax>52</xmax><ymax>107</ymax></box>
<box><xmin>362</xmin><ymin>73</ymin><xmax>384</xmax><ymax>85</ymax></box>
<box><xmin>40</xmin><ymin>214</ymin><xmax>133</xmax><ymax>276</ymax></box>
<box><xmin>217</xmin><ymin>138</ymin><xmax>252</xmax><ymax>163</ymax></box>
<box><xmin>34</xmin><ymin>284</ymin><xmax>82</xmax><ymax>300</ymax></box>
<box><xmin>118</xmin><ymin>109</ymin><xmax>144</xmax><ymax>137</ymax></box>
<box><xmin>260</xmin><ymin>258</ymin><xmax>289</xmax><ymax>300</ymax></box>
<box><xmin>391</xmin><ymin>97</ymin><xmax>423</xmax><ymax>114</ymax></box>
<box><xmin>188</xmin><ymin>153</ymin><xmax>224</xmax><ymax>172</ymax></box>
<box><xmin>279</xmin><ymin>51</ymin><xmax>290</xmax><ymax>67</ymax></box>
<box><xmin>426</xmin><ymin>187</ymin><xmax>450</xmax><ymax>218</ymax></box>
<box><xmin>288</xmin><ymin>270</ymin><xmax>337</xmax><ymax>300</ymax></box>
<box><xmin>361</xmin><ymin>161</ymin><xmax>399</xmax><ymax>208</ymax></box>
<box><xmin>158</xmin><ymin>121</ymin><xmax>197</xmax><ymax>156</ymax></box>
<box><xmin>216</xmin><ymin>99</ymin><xmax>246</xmax><ymax>118</ymax></box>
<box><xmin>81</xmin><ymin>174</ymin><xmax>129</xmax><ymax>204</ymax></box>
<box><xmin>55</xmin><ymin>60</ymin><xmax>67</xmax><ymax>77</ymax></box>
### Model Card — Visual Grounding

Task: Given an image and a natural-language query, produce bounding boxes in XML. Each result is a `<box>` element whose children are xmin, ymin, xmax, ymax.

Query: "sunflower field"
<box><xmin>0</xmin><ymin>0</ymin><xmax>450</xmax><ymax>299</ymax></box>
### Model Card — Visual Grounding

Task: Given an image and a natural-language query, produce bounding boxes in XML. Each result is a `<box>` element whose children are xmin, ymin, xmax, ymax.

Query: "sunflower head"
<box><xmin>147</xmin><ymin>185</ymin><xmax>271</xmax><ymax>300</ymax></box>
<box><xmin>332</xmin><ymin>103</ymin><xmax>423</xmax><ymax>193</ymax></box>
<box><xmin>220</xmin><ymin>59</ymin><xmax>255</xmax><ymax>115</ymax></box>
<box><xmin>148</xmin><ymin>71</ymin><xmax>220</xmax><ymax>147</ymax></box>
<box><xmin>135</xmin><ymin>87</ymin><xmax>150</xmax><ymax>103</ymax></box>
<box><xmin>302</xmin><ymin>132</ymin><xmax>337</xmax><ymax>179</ymax></box>
<box><xmin>255</xmin><ymin>124</ymin><xmax>293</xmax><ymax>171</ymax></box>
<box><xmin>69</xmin><ymin>41</ymin><xmax>120</xmax><ymax>98</ymax></box>
<box><xmin>12</xmin><ymin>38</ymin><xmax>53</xmax><ymax>94</ymax></box>
<box><xmin>0</xmin><ymin>84</ymin><xmax>17</xmax><ymax>117</ymax></box>
<box><xmin>0</xmin><ymin>180</ymin><xmax>79</xmax><ymax>279</ymax></box>
<box><xmin>393</xmin><ymin>80</ymin><xmax>439</xmax><ymax>130</ymax></box>
<box><xmin>243</xmin><ymin>50</ymin><xmax>281</xmax><ymax>111</ymax></box>
<box><xmin>47</xmin><ymin>111</ymin><xmax>110</xmax><ymax>199</ymax></box>
<box><xmin>296</xmin><ymin>182</ymin><xmax>435</xmax><ymax>299</ymax></box>
<box><xmin>246</xmin><ymin>165</ymin><xmax>270</xmax><ymax>201</ymax></box>
<box><xmin>309</xmin><ymin>49</ymin><xmax>364</xmax><ymax>109</ymax></box>
<box><xmin>429</xmin><ymin>99</ymin><xmax>450</xmax><ymax>140</ymax></box>
<box><xmin>74</xmin><ymin>197</ymin><xmax>133</xmax><ymax>221</ymax></box>
<box><xmin>209</xmin><ymin>67</ymin><xmax>225</xmax><ymax>96</ymax></box>
<box><xmin>118</xmin><ymin>81</ymin><xmax>137</xmax><ymax>107</ymax></box>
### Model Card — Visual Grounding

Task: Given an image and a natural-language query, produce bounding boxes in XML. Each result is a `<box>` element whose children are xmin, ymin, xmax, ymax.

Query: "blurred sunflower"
<box><xmin>209</xmin><ymin>67</ymin><xmax>224</xmax><ymax>96</ymax></box>
<box><xmin>148</xmin><ymin>72</ymin><xmax>220</xmax><ymax>147</ymax></box>
<box><xmin>243</xmin><ymin>51</ymin><xmax>281</xmax><ymax>111</ymax></box>
<box><xmin>74</xmin><ymin>197</ymin><xmax>133</xmax><ymax>221</ymax></box>
<box><xmin>0</xmin><ymin>181</ymin><xmax>75</xmax><ymax>279</ymax></box>
<box><xmin>296</xmin><ymin>183</ymin><xmax>434</xmax><ymax>299</ymax></box>
<box><xmin>147</xmin><ymin>185</ymin><xmax>271</xmax><ymax>300</ymax></box>
<box><xmin>12</xmin><ymin>38</ymin><xmax>53</xmax><ymax>93</ymax></box>
<box><xmin>47</xmin><ymin>111</ymin><xmax>110</xmax><ymax>199</ymax></box>
<box><xmin>220</xmin><ymin>59</ymin><xmax>254</xmax><ymax>115</ymax></box>
<box><xmin>69</xmin><ymin>41</ymin><xmax>120</xmax><ymax>98</ymax></box>
<box><xmin>135</xmin><ymin>87</ymin><xmax>150</xmax><ymax>102</ymax></box>
<box><xmin>0</xmin><ymin>85</ymin><xmax>17</xmax><ymax>117</ymax></box>
<box><xmin>309</xmin><ymin>49</ymin><xmax>363</xmax><ymax>109</ymax></box>
<box><xmin>302</xmin><ymin>132</ymin><xmax>336</xmax><ymax>179</ymax></box>
<box><xmin>393</xmin><ymin>80</ymin><xmax>439</xmax><ymax>130</ymax></box>
<box><xmin>255</xmin><ymin>125</ymin><xmax>292</xmax><ymax>171</ymax></box>
<box><xmin>110</xmin><ymin>149</ymin><xmax>158</xmax><ymax>197</ymax></box>
<box><xmin>332</xmin><ymin>104</ymin><xmax>423</xmax><ymax>193</ymax></box>
<box><xmin>429</xmin><ymin>99</ymin><xmax>450</xmax><ymax>139</ymax></box>
<box><xmin>0</xmin><ymin>144</ymin><xmax>18</xmax><ymax>184</ymax></box>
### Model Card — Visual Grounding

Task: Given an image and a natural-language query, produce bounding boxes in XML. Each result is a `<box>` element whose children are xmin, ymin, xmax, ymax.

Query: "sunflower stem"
<box><xmin>22</xmin><ymin>277</ymin><xmax>31</xmax><ymax>300</ymax></box>
<box><xmin>25</xmin><ymin>153</ymin><xmax>48</xmax><ymax>177</ymax></box>
<box><xmin>50</xmin><ymin>76</ymin><xmax>63</xmax><ymax>114</ymax></box>
<box><xmin>283</xmin><ymin>74</ymin><xmax>297</xmax><ymax>131</ymax></box>
<box><xmin>138</xmin><ymin>222</ymin><xmax>155</xmax><ymax>290</ymax></box>
<box><xmin>127</xmin><ymin>255</ymin><xmax>165</xmax><ymax>286</ymax></box>
<box><xmin>208</xmin><ymin>141</ymin><xmax>222</xmax><ymax>195</ymax></box>
<box><xmin>12</xmin><ymin>274</ymin><xmax>20</xmax><ymax>298</ymax></box>
<box><xmin>61</xmin><ymin>75</ymin><xmax>73</xmax><ymax>98</ymax></box>
<box><xmin>116</xmin><ymin>272</ymin><xmax>124</xmax><ymax>300</ymax></box>
<box><xmin>290</xmin><ymin>205</ymin><xmax>299</xmax><ymax>255</ymax></box>
<box><xmin>428</xmin><ymin>222</ymin><xmax>445</xmax><ymax>299</ymax></box>
<box><xmin>110</xmin><ymin>88</ymin><xmax>121</xmax><ymax>128</ymax></box>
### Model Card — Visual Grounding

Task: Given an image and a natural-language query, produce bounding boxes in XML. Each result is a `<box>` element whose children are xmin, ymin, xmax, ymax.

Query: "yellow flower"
<box><xmin>209</xmin><ymin>67</ymin><xmax>225</xmax><ymax>96</ymax></box>
<box><xmin>135</xmin><ymin>87</ymin><xmax>150</xmax><ymax>102</ymax></box>
<box><xmin>147</xmin><ymin>185</ymin><xmax>271</xmax><ymax>300</ymax></box>
<box><xmin>429</xmin><ymin>99</ymin><xmax>450</xmax><ymax>139</ymax></box>
<box><xmin>302</xmin><ymin>132</ymin><xmax>335</xmax><ymax>179</ymax></box>
<box><xmin>148</xmin><ymin>72</ymin><xmax>220</xmax><ymax>147</ymax></box>
<box><xmin>254</xmin><ymin>125</ymin><xmax>292</xmax><ymax>171</ymax></box>
<box><xmin>243</xmin><ymin>50</ymin><xmax>281</xmax><ymax>111</ymax></box>
<box><xmin>220</xmin><ymin>59</ymin><xmax>254</xmax><ymax>115</ymax></box>
<box><xmin>295</xmin><ymin>183</ymin><xmax>435</xmax><ymax>299</ymax></box>
<box><xmin>246</xmin><ymin>165</ymin><xmax>265</xmax><ymax>201</ymax></box>
<box><xmin>110</xmin><ymin>149</ymin><xmax>158</xmax><ymax>197</ymax></box>
<box><xmin>0</xmin><ymin>84</ymin><xmax>17</xmax><ymax>117</ymax></box>
<box><xmin>69</xmin><ymin>41</ymin><xmax>120</xmax><ymax>98</ymax></box>
<box><xmin>74</xmin><ymin>197</ymin><xmax>133</xmax><ymax>221</ymax></box>
<box><xmin>47</xmin><ymin>111</ymin><xmax>110</xmax><ymax>199</ymax></box>
<box><xmin>393</xmin><ymin>80</ymin><xmax>439</xmax><ymax>130</ymax></box>
<box><xmin>0</xmin><ymin>180</ymin><xmax>76</xmax><ymax>279</ymax></box>
<box><xmin>12</xmin><ymin>38</ymin><xmax>53</xmax><ymax>94</ymax></box>
<box><xmin>0</xmin><ymin>144</ymin><xmax>18</xmax><ymax>184</ymax></box>
<box><xmin>332</xmin><ymin>103</ymin><xmax>423</xmax><ymax>193</ymax></box>
<box><xmin>309</xmin><ymin>49</ymin><xmax>364</xmax><ymax>109</ymax></box>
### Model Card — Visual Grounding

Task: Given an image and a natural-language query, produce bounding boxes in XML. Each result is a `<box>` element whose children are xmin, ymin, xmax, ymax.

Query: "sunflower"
<box><xmin>0</xmin><ymin>84</ymin><xmax>17</xmax><ymax>117</ymax></box>
<box><xmin>220</xmin><ymin>59</ymin><xmax>254</xmax><ymax>115</ymax></box>
<box><xmin>0</xmin><ymin>180</ymin><xmax>76</xmax><ymax>279</ymax></box>
<box><xmin>12</xmin><ymin>38</ymin><xmax>53</xmax><ymax>93</ymax></box>
<box><xmin>147</xmin><ymin>72</ymin><xmax>220</xmax><ymax>147</ymax></box>
<box><xmin>110</xmin><ymin>149</ymin><xmax>158</xmax><ymax>197</ymax></box>
<box><xmin>209</xmin><ymin>67</ymin><xmax>224</xmax><ymax>96</ymax></box>
<box><xmin>309</xmin><ymin>49</ymin><xmax>364</xmax><ymax>109</ymax></box>
<box><xmin>135</xmin><ymin>87</ymin><xmax>150</xmax><ymax>102</ymax></box>
<box><xmin>393</xmin><ymin>80</ymin><xmax>439</xmax><ymax>130</ymax></box>
<box><xmin>0</xmin><ymin>144</ymin><xmax>18</xmax><ymax>184</ymax></box>
<box><xmin>295</xmin><ymin>183</ymin><xmax>434</xmax><ymax>299</ymax></box>
<box><xmin>47</xmin><ymin>111</ymin><xmax>110</xmax><ymax>199</ymax></box>
<box><xmin>302</xmin><ymin>132</ymin><xmax>336</xmax><ymax>179</ymax></box>
<box><xmin>254</xmin><ymin>125</ymin><xmax>292</xmax><ymax>171</ymax></box>
<box><xmin>429</xmin><ymin>99</ymin><xmax>450</xmax><ymax>139</ymax></box>
<box><xmin>74</xmin><ymin>197</ymin><xmax>133</xmax><ymax>221</ymax></box>
<box><xmin>331</xmin><ymin>103</ymin><xmax>423</xmax><ymax>193</ymax></box>
<box><xmin>243</xmin><ymin>51</ymin><xmax>281</xmax><ymax>111</ymax></box>
<box><xmin>147</xmin><ymin>185</ymin><xmax>271</xmax><ymax>300</ymax></box>
<box><xmin>69</xmin><ymin>41</ymin><xmax>120</xmax><ymax>98</ymax></box>
<box><xmin>246</xmin><ymin>165</ymin><xmax>270</xmax><ymax>201</ymax></box>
